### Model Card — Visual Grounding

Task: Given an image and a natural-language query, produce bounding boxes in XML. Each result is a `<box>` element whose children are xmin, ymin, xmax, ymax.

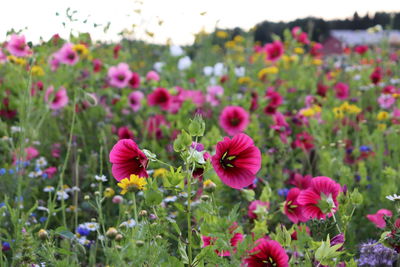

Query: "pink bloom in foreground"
<box><xmin>7</xmin><ymin>34</ymin><xmax>31</xmax><ymax>57</ymax></box>
<box><xmin>284</xmin><ymin>188</ymin><xmax>308</xmax><ymax>224</ymax></box>
<box><xmin>108</xmin><ymin>63</ymin><xmax>133</xmax><ymax>88</ymax></box>
<box><xmin>366</xmin><ymin>209</ymin><xmax>392</xmax><ymax>229</ymax></box>
<box><xmin>44</xmin><ymin>86</ymin><xmax>69</xmax><ymax>110</ymax></box>
<box><xmin>219</xmin><ymin>106</ymin><xmax>250</xmax><ymax>136</ymax></box>
<box><xmin>211</xmin><ymin>133</ymin><xmax>261</xmax><ymax>189</ymax></box>
<box><xmin>109</xmin><ymin>139</ymin><xmax>149</xmax><ymax>181</ymax></box>
<box><xmin>297</xmin><ymin>176</ymin><xmax>341</xmax><ymax>220</ymax></box>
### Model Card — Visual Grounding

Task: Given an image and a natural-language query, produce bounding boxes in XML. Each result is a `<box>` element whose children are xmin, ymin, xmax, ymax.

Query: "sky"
<box><xmin>1</xmin><ymin>0</ymin><xmax>398</xmax><ymax>45</ymax></box>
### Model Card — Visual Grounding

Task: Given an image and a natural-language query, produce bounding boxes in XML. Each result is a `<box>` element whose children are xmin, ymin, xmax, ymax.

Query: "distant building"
<box><xmin>322</xmin><ymin>30</ymin><xmax>400</xmax><ymax>55</ymax></box>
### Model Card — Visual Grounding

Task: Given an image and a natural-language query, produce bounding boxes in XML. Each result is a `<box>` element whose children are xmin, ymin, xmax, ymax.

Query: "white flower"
<box><xmin>120</xmin><ymin>218</ymin><xmax>136</xmax><ymax>228</ymax></box>
<box><xmin>56</xmin><ymin>190</ymin><xmax>69</xmax><ymax>201</ymax></box>
<box><xmin>170</xmin><ymin>45</ymin><xmax>184</xmax><ymax>57</ymax></box>
<box><xmin>95</xmin><ymin>175</ymin><xmax>107</xmax><ymax>182</ymax></box>
<box><xmin>203</xmin><ymin>66</ymin><xmax>213</xmax><ymax>76</ymax></box>
<box><xmin>43</xmin><ymin>186</ymin><xmax>55</xmax><ymax>192</ymax></box>
<box><xmin>84</xmin><ymin>222</ymin><xmax>99</xmax><ymax>231</ymax></box>
<box><xmin>163</xmin><ymin>196</ymin><xmax>178</xmax><ymax>203</ymax></box>
<box><xmin>71</xmin><ymin>186</ymin><xmax>80</xmax><ymax>192</ymax></box>
<box><xmin>178</xmin><ymin>56</ymin><xmax>192</xmax><ymax>70</ymax></box>
<box><xmin>37</xmin><ymin>206</ymin><xmax>49</xmax><ymax>213</ymax></box>
<box><xmin>10</xmin><ymin>126</ymin><xmax>22</xmax><ymax>133</ymax></box>
<box><xmin>77</xmin><ymin>236</ymin><xmax>91</xmax><ymax>246</ymax></box>
<box><xmin>154</xmin><ymin>62</ymin><xmax>165</xmax><ymax>72</ymax></box>
<box><xmin>234</xmin><ymin>66</ymin><xmax>245</xmax><ymax>77</ymax></box>
<box><xmin>35</xmin><ymin>157</ymin><xmax>48</xmax><ymax>168</ymax></box>
<box><xmin>386</xmin><ymin>194</ymin><xmax>400</xmax><ymax>201</ymax></box>
<box><xmin>213</xmin><ymin>62</ymin><xmax>226</xmax><ymax>76</ymax></box>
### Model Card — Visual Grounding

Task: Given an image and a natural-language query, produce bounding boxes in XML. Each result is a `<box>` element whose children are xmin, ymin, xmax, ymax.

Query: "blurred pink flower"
<box><xmin>108</xmin><ymin>63</ymin><xmax>133</xmax><ymax>88</ymax></box>
<box><xmin>44</xmin><ymin>86</ymin><xmax>69</xmax><ymax>110</ymax></box>
<box><xmin>128</xmin><ymin>91</ymin><xmax>144</xmax><ymax>112</ymax></box>
<box><xmin>206</xmin><ymin>85</ymin><xmax>224</xmax><ymax>107</ymax></box>
<box><xmin>367</xmin><ymin>209</ymin><xmax>392</xmax><ymax>228</ymax></box>
<box><xmin>146</xmin><ymin>70</ymin><xmax>160</xmax><ymax>82</ymax></box>
<box><xmin>56</xmin><ymin>43</ymin><xmax>78</xmax><ymax>65</ymax></box>
<box><xmin>219</xmin><ymin>106</ymin><xmax>249</xmax><ymax>136</ymax></box>
<box><xmin>7</xmin><ymin>34</ymin><xmax>31</xmax><ymax>57</ymax></box>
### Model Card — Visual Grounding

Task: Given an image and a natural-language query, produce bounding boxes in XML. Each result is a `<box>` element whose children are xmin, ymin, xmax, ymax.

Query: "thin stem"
<box><xmin>331</xmin><ymin>212</ymin><xmax>342</xmax><ymax>233</ymax></box>
<box><xmin>132</xmin><ymin>193</ymin><xmax>138</xmax><ymax>224</ymax></box>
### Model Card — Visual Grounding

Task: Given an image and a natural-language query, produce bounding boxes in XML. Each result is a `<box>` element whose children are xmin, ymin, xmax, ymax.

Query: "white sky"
<box><xmin>1</xmin><ymin>0</ymin><xmax>398</xmax><ymax>45</ymax></box>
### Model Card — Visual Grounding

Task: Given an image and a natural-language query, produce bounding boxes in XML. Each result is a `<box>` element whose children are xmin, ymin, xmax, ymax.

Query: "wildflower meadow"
<box><xmin>1</xmin><ymin>18</ymin><xmax>400</xmax><ymax>267</ymax></box>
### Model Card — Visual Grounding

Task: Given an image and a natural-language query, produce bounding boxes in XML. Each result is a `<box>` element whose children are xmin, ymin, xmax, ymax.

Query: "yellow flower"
<box><xmin>392</xmin><ymin>93</ymin><xmax>400</xmax><ymax>99</ymax></box>
<box><xmin>377</xmin><ymin>111</ymin><xmax>389</xmax><ymax>121</ymax></box>
<box><xmin>117</xmin><ymin>174</ymin><xmax>147</xmax><ymax>194</ymax></box>
<box><xmin>203</xmin><ymin>179</ymin><xmax>216</xmax><ymax>192</ymax></box>
<box><xmin>333</xmin><ymin>107</ymin><xmax>344</xmax><ymax>119</ymax></box>
<box><xmin>233</xmin><ymin>35</ymin><xmax>245</xmax><ymax>43</ymax></box>
<box><xmin>7</xmin><ymin>55</ymin><xmax>26</xmax><ymax>66</ymax></box>
<box><xmin>224</xmin><ymin>41</ymin><xmax>236</xmax><ymax>49</ymax></box>
<box><xmin>238</xmin><ymin>76</ymin><xmax>252</xmax><ymax>85</ymax></box>
<box><xmin>294</xmin><ymin>47</ymin><xmax>304</xmax><ymax>54</ymax></box>
<box><xmin>258</xmin><ymin>66</ymin><xmax>279</xmax><ymax>80</ymax></box>
<box><xmin>216</xmin><ymin>31</ymin><xmax>228</xmax><ymax>39</ymax></box>
<box><xmin>300</xmin><ymin>108</ymin><xmax>315</xmax><ymax>117</ymax></box>
<box><xmin>73</xmin><ymin>44</ymin><xmax>89</xmax><ymax>57</ymax></box>
<box><xmin>378</xmin><ymin>123</ymin><xmax>387</xmax><ymax>131</ymax></box>
<box><xmin>31</xmin><ymin>65</ymin><xmax>45</xmax><ymax>76</ymax></box>
<box><xmin>104</xmin><ymin>187</ymin><xmax>115</xmax><ymax>198</ymax></box>
<box><xmin>153</xmin><ymin>168</ymin><xmax>167</xmax><ymax>179</ymax></box>
<box><xmin>312</xmin><ymin>58</ymin><xmax>323</xmax><ymax>65</ymax></box>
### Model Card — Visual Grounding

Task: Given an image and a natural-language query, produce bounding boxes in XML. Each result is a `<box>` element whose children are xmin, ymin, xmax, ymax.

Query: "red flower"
<box><xmin>334</xmin><ymin>82</ymin><xmax>349</xmax><ymax>100</ymax></box>
<box><xmin>202</xmin><ymin>232</ymin><xmax>244</xmax><ymax>256</ymax></box>
<box><xmin>147</xmin><ymin>87</ymin><xmax>171</xmax><ymax>111</ymax></box>
<box><xmin>129</xmin><ymin>72</ymin><xmax>141</xmax><ymax>89</ymax></box>
<box><xmin>211</xmin><ymin>133</ymin><xmax>261</xmax><ymax>189</ymax></box>
<box><xmin>117</xmin><ymin>126</ymin><xmax>134</xmax><ymax>140</ymax></box>
<box><xmin>219</xmin><ymin>106</ymin><xmax>250</xmax><ymax>136</ymax></box>
<box><xmin>354</xmin><ymin>45</ymin><xmax>368</xmax><ymax>55</ymax></box>
<box><xmin>370</xmin><ymin>67</ymin><xmax>383</xmax><ymax>85</ymax></box>
<box><xmin>297</xmin><ymin>176</ymin><xmax>341</xmax><ymax>220</ymax></box>
<box><xmin>284</xmin><ymin>188</ymin><xmax>307</xmax><ymax>223</ymax></box>
<box><xmin>243</xmin><ymin>239</ymin><xmax>289</xmax><ymax>267</ymax></box>
<box><xmin>109</xmin><ymin>139</ymin><xmax>148</xmax><ymax>181</ymax></box>
<box><xmin>366</xmin><ymin>209</ymin><xmax>392</xmax><ymax>228</ymax></box>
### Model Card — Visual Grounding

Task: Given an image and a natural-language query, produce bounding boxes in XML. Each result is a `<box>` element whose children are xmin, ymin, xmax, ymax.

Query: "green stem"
<box><xmin>132</xmin><ymin>193</ymin><xmax>138</xmax><ymax>224</ymax></box>
<box><xmin>331</xmin><ymin>212</ymin><xmax>342</xmax><ymax>233</ymax></box>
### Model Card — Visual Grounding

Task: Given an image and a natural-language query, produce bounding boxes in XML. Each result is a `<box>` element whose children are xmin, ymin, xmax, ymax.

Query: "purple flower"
<box><xmin>358</xmin><ymin>240</ymin><xmax>397</xmax><ymax>266</ymax></box>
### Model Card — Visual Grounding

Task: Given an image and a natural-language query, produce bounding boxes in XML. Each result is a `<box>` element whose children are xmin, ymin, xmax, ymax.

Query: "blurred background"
<box><xmin>1</xmin><ymin>0</ymin><xmax>399</xmax><ymax>45</ymax></box>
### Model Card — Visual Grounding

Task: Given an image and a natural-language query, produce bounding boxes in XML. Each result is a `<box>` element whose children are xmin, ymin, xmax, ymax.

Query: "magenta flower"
<box><xmin>145</xmin><ymin>115</ymin><xmax>169</xmax><ymax>139</ymax></box>
<box><xmin>146</xmin><ymin>70</ymin><xmax>160</xmax><ymax>82</ymax></box>
<box><xmin>49</xmin><ymin>53</ymin><xmax>61</xmax><ymax>71</ymax></box>
<box><xmin>211</xmin><ymin>133</ymin><xmax>261</xmax><ymax>189</ymax></box>
<box><xmin>334</xmin><ymin>82</ymin><xmax>349</xmax><ymax>100</ymax></box>
<box><xmin>0</xmin><ymin>48</ymin><xmax>7</xmax><ymax>63</ymax></box>
<box><xmin>128</xmin><ymin>91</ymin><xmax>144</xmax><ymax>112</ymax></box>
<box><xmin>284</xmin><ymin>188</ymin><xmax>308</xmax><ymax>224</ymax></box>
<box><xmin>297</xmin><ymin>176</ymin><xmax>341</xmax><ymax>220</ymax></box>
<box><xmin>56</xmin><ymin>43</ymin><xmax>79</xmax><ymax>65</ymax></box>
<box><xmin>129</xmin><ymin>72</ymin><xmax>141</xmax><ymax>89</ymax></box>
<box><xmin>44</xmin><ymin>86</ymin><xmax>69</xmax><ymax>110</ymax></box>
<box><xmin>7</xmin><ymin>34</ymin><xmax>31</xmax><ymax>57</ymax></box>
<box><xmin>243</xmin><ymin>239</ymin><xmax>289</xmax><ymax>267</ymax></box>
<box><xmin>147</xmin><ymin>87</ymin><xmax>171</xmax><ymax>111</ymax></box>
<box><xmin>248</xmin><ymin>200</ymin><xmax>270</xmax><ymax>219</ymax></box>
<box><xmin>117</xmin><ymin>126</ymin><xmax>134</xmax><ymax>140</ymax></box>
<box><xmin>270</xmin><ymin>112</ymin><xmax>291</xmax><ymax>143</ymax></box>
<box><xmin>366</xmin><ymin>209</ymin><xmax>392</xmax><ymax>228</ymax></box>
<box><xmin>109</xmin><ymin>139</ymin><xmax>149</xmax><ymax>181</ymax></box>
<box><xmin>202</xmin><ymin>233</ymin><xmax>244</xmax><ymax>256</ymax></box>
<box><xmin>265</xmin><ymin>40</ymin><xmax>284</xmax><ymax>62</ymax></box>
<box><xmin>292</xmin><ymin>132</ymin><xmax>314</xmax><ymax>151</ymax></box>
<box><xmin>219</xmin><ymin>106</ymin><xmax>250</xmax><ymax>136</ymax></box>
<box><xmin>378</xmin><ymin>94</ymin><xmax>395</xmax><ymax>109</ymax></box>
<box><xmin>108</xmin><ymin>63</ymin><xmax>133</xmax><ymax>88</ymax></box>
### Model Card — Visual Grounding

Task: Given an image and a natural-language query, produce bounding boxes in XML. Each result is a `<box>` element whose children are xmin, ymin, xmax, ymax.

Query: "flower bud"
<box><xmin>106</xmin><ymin>227</ymin><xmax>118</xmax><ymax>239</ymax></box>
<box><xmin>115</xmin><ymin>234</ymin><xmax>123</xmax><ymax>241</ymax></box>
<box><xmin>139</xmin><ymin>210</ymin><xmax>148</xmax><ymax>217</ymax></box>
<box><xmin>38</xmin><ymin>229</ymin><xmax>48</xmax><ymax>240</ymax></box>
<box><xmin>203</xmin><ymin>179</ymin><xmax>216</xmax><ymax>193</ymax></box>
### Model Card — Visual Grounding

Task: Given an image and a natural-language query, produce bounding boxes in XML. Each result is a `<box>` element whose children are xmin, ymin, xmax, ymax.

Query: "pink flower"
<box><xmin>51</xmin><ymin>143</ymin><xmax>61</xmax><ymax>158</ymax></box>
<box><xmin>7</xmin><ymin>34</ymin><xmax>31</xmax><ymax>57</ymax></box>
<box><xmin>92</xmin><ymin>59</ymin><xmax>102</xmax><ymax>72</ymax></box>
<box><xmin>146</xmin><ymin>70</ymin><xmax>160</xmax><ymax>82</ymax></box>
<box><xmin>129</xmin><ymin>72</ymin><xmax>141</xmax><ymax>89</ymax></box>
<box><xmin>354</xmin><ymin>45</ymin><xmax>368</xmax><ymax>55</ymax></box>
<box><xmin>310</xmin><ymin>43</ymin><xmax>323</xmax><ymax>57</ymax></box>
<box><xmin>243</xmin><ymin>239</ymin><xmax>289</xmax><ymax>267</ymax></box>
<box><xmin>270</xmin><ymin>112</ymin><xmax>291</xmax><ymax>143</ymax></box>
<box><xmin>297</xmin><ymin>176</ymin><xmax>341</xmax><ymax>220</ymax></box>
<box><xmin>289</xmin><ymin>173</ymin><xmax>312</xmax><ymax>189</ymax></box>
<box><xmin>147</xmin><ymin>88</ymin><xmax>171</xmax><ymax>111</ymax></box>
<box><xmin>56</xmin><ymin>43</ymin><xmax>78</xmax><ymax>65</ymax></box>
<box><xmin>108</xmin><ymin>63</ymin><xmax>133</xmax><ymax>88</ymax></box>
<box><xmin>206</xmin><ymin>85</ymin><xmax>224</xmax><ymax>106</ymax></box>
<box><xmin>370</xmin><ymin>67</ymin><xmax>383</xmax><ymax>85</ymax></box>
<box><xmin>265</xmin><ymin>41</ymin><xmax>284</xmax><ymax>62</ymax></box>
<box><xmin>366</xmin><ymin>209</ymin><xmax>392</xmax><ymax>229</ymax></box>
<box><xmin>44</xmin><ymin>167</ymin><xmax>57</xmax><ymax>179</ymax></box>
<box><xmin>117</xmin><ymin>126</ymin><xmax>134</xmax><ymax>140</ymax></box>
<box><xmin>49</xmin><ymin>53</ymin><xmax>60</xmax><ymax>71</ymax></box>
<box><xmin>44</xmin><ymin>86</ymin><xmax>69</xmax><ymax>110</ymax></box>
<box><xmin>248</xmin><ymin>200</ymin><xmax>270</xmax><ymax>219</ymax></box>
<box><xmin>202</xmin><ymin>233</ymin><xmax>244</xmax><ymax>256</ymax></box>
<box><xmin>145</xmin><ymin>114</ymin><xmax>169</xmax><ymax>139</ymax></box>
<box><xmin>378</xmin><ymin>94</ymin><xmax>395</xmax><ymax>109</ymax></box>
<box><xmin>284</xmin><ymin>188</ymin><xmax>308</xmax><ymax>223</ymax></box>
<box><xmin>109</xmin><ymin>139</ymin><xmax>149</xmax><ymax>181</ymax></box>
<box><xmin>128</xmin><ymin>91</ymin><xmax>144</xmax><ymax>112</ymax></box>
<box><xmin>211</xmin><ymin>133</ymin><xmax>261</xmax><ymax>189</ymax></box>
<box><xmin>219</xmin><ymin>106</ymin><xmax>250</xmax><ymax>136</ymax></box>
<box><xmin>292</xmin><ymin>132</ymin><xmax>314</xmax><ymax>151</ymax></box>
<box><xmin>334</xmin><ymin>82</ymin><xmax>349</xmax><ymax>100</ymax></box>
<box><xmin>0</xmin><ymin>49</ymin><xmax>7</xmax><ymax>63</ymax></box>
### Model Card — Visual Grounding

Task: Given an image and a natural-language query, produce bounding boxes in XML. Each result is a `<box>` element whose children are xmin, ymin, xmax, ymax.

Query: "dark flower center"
<box><xmin>117</xmin><ymin>74</ymin><xmax>125</xmax><ymax>81</ymax></box>
<box><xmin>220</xmin><ymin>151</ymin><xmax>236</xmax><ymax>169</ymax></box>
<box><xmin>67</xmin><ymin>52</ymin><xmax>76</xmax><ymax>60</ymax></box>
<box><xmin>230</xmin><ymin>117</ymin><xmax>241</xmax><ymax>126</ymax></box>
<box><xmin>262</xmin><ymin>257</ymin><xmax>277</xmax><ymax>266</ymax></box>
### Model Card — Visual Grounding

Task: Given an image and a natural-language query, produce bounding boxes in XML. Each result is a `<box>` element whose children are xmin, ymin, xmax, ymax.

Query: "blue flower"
<box><xmin>2</xmin><ymin>241</ymin><xmax>10</xmax><ymax>251</ymax></box>
<box><xmin>39</xmin><ymin>217</ymin><xmax>47</xmax><ymax>223</ymax></box>
<box><xmin>360</xmin><ymin>145</ymin><xmax>372</xmax><ymax>152</ymax></box>
<box><xmin>277</xmin><ymin>188</ymin><xmax>289</xmax><ymax>197</ymax></box>
<box><xmin>76</xmin><ymin>227</ymin><xmax>90</xmax><ymax>236</ymax></box>
<box><xmin>8</xmin><ymin>169</ymin><xmax>14</xmax><ymax>175</ymax></box>
<box><xmin>0</xmin><ymin>168</ymin><xmax>6</xmax><ymax>175</ymax></box>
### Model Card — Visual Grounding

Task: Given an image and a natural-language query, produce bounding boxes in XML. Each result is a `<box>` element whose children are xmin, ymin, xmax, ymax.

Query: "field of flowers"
<box><xmin>0</xmin><ymin>26</ymin><xmax>400</xmax><ymax>266</ymax></box>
